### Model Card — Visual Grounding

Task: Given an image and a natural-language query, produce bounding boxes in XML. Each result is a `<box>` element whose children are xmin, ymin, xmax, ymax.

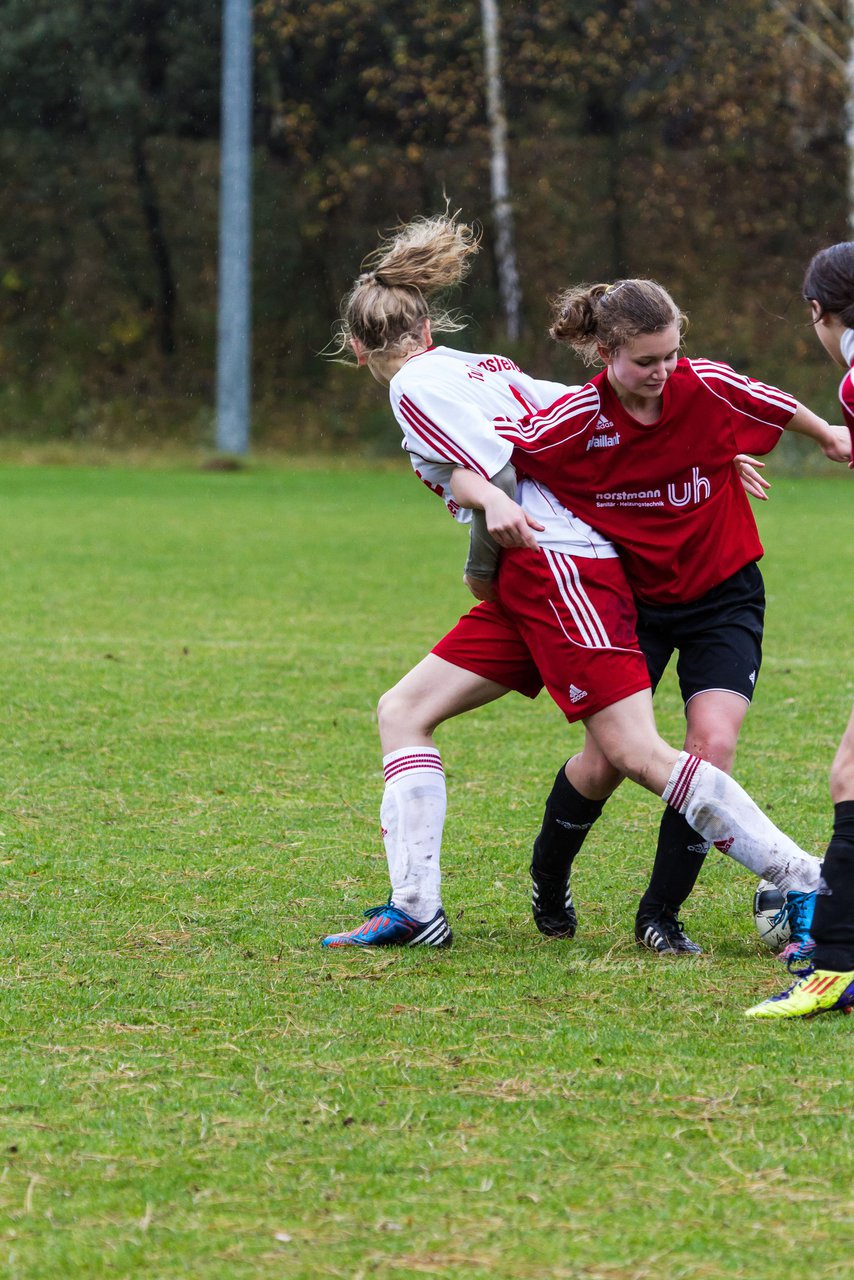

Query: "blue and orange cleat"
<box><xmin>744</xmin><ymin>965</ymin><xmax>854</xmax><ymax>1019</ymax></box>
<box><xmin>321</xmin><ymin>900</ymin><xmax>452</xmax><ymax>949</ymax></box>
<box><xmin>776</xmin><ymin>888</ymin><xmax>817</xmax><ymax>964</ymax></box>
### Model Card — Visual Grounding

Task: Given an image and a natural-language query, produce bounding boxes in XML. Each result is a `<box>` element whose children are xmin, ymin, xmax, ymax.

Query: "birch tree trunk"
<box><xmin>480</xmin><ymin>0</ymin><xmax>522</xmax><ymax>341</ymax></box>
<box><xmin>771</xmin><ymin>0</ymin><xmax>851</xmax><ymax>232</ymax></box>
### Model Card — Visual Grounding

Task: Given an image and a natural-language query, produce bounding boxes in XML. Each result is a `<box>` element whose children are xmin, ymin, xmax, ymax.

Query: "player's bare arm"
<box><xmin>786</xmin><ymin>403</ymin><xmax>851</xmax><ymax>463</ymax></box>
<box><xmin>449</xmin><ymin>467</ymin><xmax>544</xmax><ymax>550</ymax></box>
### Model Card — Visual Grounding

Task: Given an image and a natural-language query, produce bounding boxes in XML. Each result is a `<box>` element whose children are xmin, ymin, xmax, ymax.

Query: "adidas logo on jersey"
<box><xmin>569</xmin><ymin>684</ymin><xmax>588</xmax><ymax>704</ymax></box>
<box><xmin>586</xmin><ymin>416</ymin><xmax>619</xmax><ymax>451</ymax></box>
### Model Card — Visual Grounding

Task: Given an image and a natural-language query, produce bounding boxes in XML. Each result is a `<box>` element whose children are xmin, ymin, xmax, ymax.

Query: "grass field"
<box><xmin>0</xmin><ymin>459</ymin><xmax>852</xmax><ymax>1279</ymax></box>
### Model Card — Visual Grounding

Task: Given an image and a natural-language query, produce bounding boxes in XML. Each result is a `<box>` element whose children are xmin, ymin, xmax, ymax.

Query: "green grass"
<box><xmin>0</xmin><ymin>459</ymin><xmax>852</xmax><ymax>1279</ymax></box>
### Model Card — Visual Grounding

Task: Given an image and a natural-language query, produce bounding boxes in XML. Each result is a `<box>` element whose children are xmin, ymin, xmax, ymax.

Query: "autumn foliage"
<box><xmin>0</xmin><ymin>0</ymin><xmax>849</xmax><ymax>442</ymax></box>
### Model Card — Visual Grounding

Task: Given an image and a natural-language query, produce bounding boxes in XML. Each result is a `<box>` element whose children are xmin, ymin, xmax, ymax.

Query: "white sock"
<box><xmin>380</xmin><ymin>747</ymin><xmax>446</xmax><ymax>920</ymax></box>
<box><xmin>663</xmin><ymin>752</ymin><xmax>820</xmax><ymax>894</ymax></box>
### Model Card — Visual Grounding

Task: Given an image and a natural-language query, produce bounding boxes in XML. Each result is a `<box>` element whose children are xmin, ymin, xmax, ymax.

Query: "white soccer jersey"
<box><xmin>390</xmin><ymin>345</ymin><xmax>618</xmax><ymax>558</ymax></box>
<box><xmin>389</xmin><ymin>345</ymin><xmax>567</xmax><ymax>475</ymax></box>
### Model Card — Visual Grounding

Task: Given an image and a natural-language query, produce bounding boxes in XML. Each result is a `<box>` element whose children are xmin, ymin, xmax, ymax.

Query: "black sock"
<box><xmin>636</xmin><ymin>806</ymin><xmax>708</xmax><ymax>920</ymax></box>
<box><xmin>812</xmin><ymin>799</ymin><xmax>854</xmax><ymax>972</ymax></box>
<box><xmin>531</xmin><ymin>764</ymin><xmax>605</xmax><ymax>881</ymax></box>
<box><xmin>830</xmin><ymin>798</ymin><xmax>854</xmax><ymax>843</ymax></box>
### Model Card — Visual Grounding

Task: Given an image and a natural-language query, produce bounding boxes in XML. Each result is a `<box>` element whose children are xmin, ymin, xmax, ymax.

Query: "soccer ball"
<box><xmin>753</xmin><ymin>879</ymin><xmax>791</xmax><ymax>950</ymax></box>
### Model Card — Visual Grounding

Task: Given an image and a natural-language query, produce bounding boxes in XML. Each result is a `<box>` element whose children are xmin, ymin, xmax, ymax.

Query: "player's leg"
<box><xmin>636</xmin><ymin>690</ymin><xmax>747</xmax><ymax>955</ymax></box>
<box><xmin>745</xmin><ymin>705</ymin><xmax>854</xmax><ymax>1018</ymax></box>
<box><xmin>530</xmin><ymin>734</ymin><xmax>623</xmax><ymax>937</ymax></box>
<box><xmin>829</xmin><ymin>702</ymin><xmax>854</xmax><ymax>804</ymax></box>
<box><xmin>495</xmin><ymin>546</ymin><xmax>646</xmax><ymax>938</ymax></box>
<box><xmin>581</xmin><ymin>691</ymin><xmax>822</xmax><ymax>897</ymax></box>
<box><xmin>626</xmin><ymin>606</ymin><xmax>702</xmax><ymax>953</ymax></box>
<box><xmin>635</xmin><ymin>565</ymin><xmax>764</xmax><ymax>953</ymax></box>
<box><xmin>806</xmin><ymin>704</ymin><xmax>854</xmax><ymax>970</ymax></box>
<box><xmin>322</xmin><ymin>599</ymin><xmax>544</xmax><ymax>949</ymax></box>
<box><xmin>322</xmin><ymin>656</ymin><xmax>510</xmax><ymax>949</ymax></box>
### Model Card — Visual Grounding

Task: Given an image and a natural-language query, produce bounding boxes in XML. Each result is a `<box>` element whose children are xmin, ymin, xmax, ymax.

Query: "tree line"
<box><xmin>0</xmin><ymin>1</ymin><xmax>849</xmax><ymax>446</ymax></box>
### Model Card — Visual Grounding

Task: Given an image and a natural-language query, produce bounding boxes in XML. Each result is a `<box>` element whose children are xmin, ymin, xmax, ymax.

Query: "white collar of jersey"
<box><xmin>841</xmin><ymin>326</ymin><xmax>854</xmax><ymax>369</ymax></box>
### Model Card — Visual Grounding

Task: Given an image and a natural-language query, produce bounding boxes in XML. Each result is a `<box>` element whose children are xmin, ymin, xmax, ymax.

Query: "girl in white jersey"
<box><xmin>320</xmin><ymin>212</ymin><xmax>823</xmax><ymax>950</ymax></box>
<box><xmin>745</xmin><ymin>243</ymin><xmax>854</xmax><ymax>1018</ymax></box>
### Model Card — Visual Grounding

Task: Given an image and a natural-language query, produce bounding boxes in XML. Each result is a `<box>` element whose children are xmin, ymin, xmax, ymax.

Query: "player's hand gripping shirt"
<box><xmin>499</xmin><ymin>359</ymin><xmax>797</xmax><ymax>604</ymax></box>
<box><xmin>389</xmin><ymin>346</ymin><xmax>616</xmax><ymax>558</ymax></box>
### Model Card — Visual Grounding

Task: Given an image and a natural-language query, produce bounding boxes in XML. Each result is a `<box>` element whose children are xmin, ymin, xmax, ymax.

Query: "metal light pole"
<box><xmin>480</xmin><ymin>0</ymin><xmax>522</xmax><ymax>342</ymax></box>
<box><xmin>215</xmin><ymin>0</ymin><xmax>253</xmax><ymax>455</ymax></box>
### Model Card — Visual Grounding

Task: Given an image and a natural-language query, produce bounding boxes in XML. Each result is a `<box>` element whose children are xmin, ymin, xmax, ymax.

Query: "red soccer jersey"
<box><xmin>499</xmin><ymin>359</ymin><xmax>796</xmax><ymax>604</ymax></box>
<box><xmin>839</xmin><ymin>367</ymin><xmax>854</xmax><ymax>463</ymax></box>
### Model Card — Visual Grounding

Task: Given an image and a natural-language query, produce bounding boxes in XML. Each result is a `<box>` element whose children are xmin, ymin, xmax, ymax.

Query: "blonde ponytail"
<box><xmin>331</xmin><ymin>212</ymin><xmax>481</xmax><ymax>362</ymax></box>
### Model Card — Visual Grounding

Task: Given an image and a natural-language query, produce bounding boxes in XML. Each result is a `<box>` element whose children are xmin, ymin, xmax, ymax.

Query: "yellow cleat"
<box><xmin>745</xmin><ymin>966</ymin><xmax>854</xmax><ymax>1019</ymax></box>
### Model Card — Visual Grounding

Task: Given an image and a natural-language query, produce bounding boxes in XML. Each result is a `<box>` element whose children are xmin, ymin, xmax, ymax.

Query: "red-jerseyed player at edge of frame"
<box><xmin>745</xmin><ymin>242</ymin><xmax>854</xmax><ymax>1019</ymax></box>
<box><xmin>319</xmin><ymin>211</ymin><xmax>833</xmax><ymax>953</ymax></box>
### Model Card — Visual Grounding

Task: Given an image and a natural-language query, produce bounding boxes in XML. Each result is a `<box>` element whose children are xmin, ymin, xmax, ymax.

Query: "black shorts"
<box><xmin>635</xmin><ymin>562</ymin><xmax>765</xmax><ymax>708</ymax></box>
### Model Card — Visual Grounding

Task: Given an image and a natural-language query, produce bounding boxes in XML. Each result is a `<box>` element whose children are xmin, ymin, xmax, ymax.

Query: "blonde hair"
<box><xmin>549</xmin><ymin>279</ymin><xmax>687</xmax><ymax>365</ymax></box>
<box><xmin>331</xmin><ymin>212</ymin><xmax>481</xmax><ymax>364</ymax></box>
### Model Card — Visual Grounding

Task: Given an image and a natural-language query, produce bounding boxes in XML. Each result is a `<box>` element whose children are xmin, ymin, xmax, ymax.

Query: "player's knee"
<box><xmin>378</xmin><ymin>683</ymin><xmax>435</xmax><ymax>739</ymax></box>
<box><xmin>377</xmin><ymin>686</ymin><xmax>403</xmax><ymax>736</ymax></box>
<box><xmin>684</xmin><ymin>729</ymin><xmax>737</xmax><ymax>773</ymax></box>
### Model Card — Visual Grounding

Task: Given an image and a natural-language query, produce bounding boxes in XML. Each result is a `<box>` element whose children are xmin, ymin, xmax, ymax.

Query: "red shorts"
<box><xmin>432</xmin><ymin>546</ymin><xmax>650</xmax><ymax>723</ymax></box>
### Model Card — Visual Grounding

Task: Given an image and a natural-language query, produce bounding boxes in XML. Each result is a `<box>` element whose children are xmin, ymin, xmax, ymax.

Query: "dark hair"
<box><xmin>549</xmin><ymin>279</ymin><xmax>687</xmax><ymax>365</ymax></box>
<box><xmin>803</xmin><ymin>243</ymin><xmax>854</xmax><ymax>326</ymax></box>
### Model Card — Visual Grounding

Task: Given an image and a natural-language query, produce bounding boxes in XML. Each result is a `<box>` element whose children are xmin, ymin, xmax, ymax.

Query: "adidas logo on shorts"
<box><xmin>569</xmin><ymin>684</ymin><xmax>588</xmax><ymax>704</ymax></box>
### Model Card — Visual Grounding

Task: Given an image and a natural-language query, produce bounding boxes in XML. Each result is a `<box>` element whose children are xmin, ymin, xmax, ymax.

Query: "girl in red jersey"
<box><xmin>745</xmin><ymin>243</ymin><xmax>854</xmax><ymax>1017</ymax></box>
<box><xmin>478</xmin><ymin>280</ymin><xmax>850</xmax><ymax>961</ymax></box>
<box><xmin>320</xmin><ymin>213</ymin><xmax>823</xmax><ymax>950</ymax></box>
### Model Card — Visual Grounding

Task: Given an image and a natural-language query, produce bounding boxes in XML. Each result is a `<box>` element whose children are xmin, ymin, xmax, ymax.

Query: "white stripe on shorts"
<box><xmin>544</xmin><ymin>549</ymin><xmax>613</xmax><ymax>648</ymax></box>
